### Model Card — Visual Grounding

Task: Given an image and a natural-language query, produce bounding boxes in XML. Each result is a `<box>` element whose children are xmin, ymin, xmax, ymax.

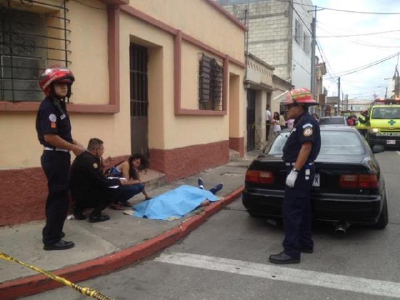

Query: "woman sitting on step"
<box><xmin>107</xmin><ymin>153</ymin><xmax>151</xmax><ymax>209</ymax></box>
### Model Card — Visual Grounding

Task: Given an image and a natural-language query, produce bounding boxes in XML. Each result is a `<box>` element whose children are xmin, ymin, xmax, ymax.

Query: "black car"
<box><xmin>243</xmin><ymin>126</ymin><xmax>388</xmax><ymax>231</ymax></box>
<box><xmin>319</xmin><ymin>116</ymin><xmax>348</xmax><ymax>126</ymax></box>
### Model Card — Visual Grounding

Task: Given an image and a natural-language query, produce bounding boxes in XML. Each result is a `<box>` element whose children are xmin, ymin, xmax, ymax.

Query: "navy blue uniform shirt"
<box><xmin>70</xmin><ymin>151</ymin><xmax>121</xmax><ymax>199</ymax></box>
<box><xmin>282</xmin><ymin>111</ymin><xmax>321</xmax><ymax>163</ymax></box>
<box><xmin>36</xmin><ymin>96</ymin><xmax>73</xmax><ymax>147</ymax></box>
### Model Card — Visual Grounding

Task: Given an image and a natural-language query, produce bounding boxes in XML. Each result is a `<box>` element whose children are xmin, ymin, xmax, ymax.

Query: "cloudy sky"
<box><xmin>311</xmin><ymin>0</ymin><xmax>400</xmax><ymax>100</ymax></box>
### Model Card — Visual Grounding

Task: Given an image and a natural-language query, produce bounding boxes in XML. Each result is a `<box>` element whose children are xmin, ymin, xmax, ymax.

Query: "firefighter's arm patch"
<box><xmin>303</xmin><ymin>126</ymin><xmax>313</xmax><ymax>137</ymax></box>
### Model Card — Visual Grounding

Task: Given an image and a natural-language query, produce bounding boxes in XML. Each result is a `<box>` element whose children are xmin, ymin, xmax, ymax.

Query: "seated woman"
<box><xmin>108</xmin><ymin>153</ymin><xmax>151</xmax><ymax>209</ymax></box>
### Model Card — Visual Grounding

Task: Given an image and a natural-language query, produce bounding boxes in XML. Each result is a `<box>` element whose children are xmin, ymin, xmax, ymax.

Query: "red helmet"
<box><xmin>39</xmin><ymin>66</ymin><xmax>75</xmax><ymax>96</ymax></box>
<box><xmin>284</xmin><ymin>88</ymin><xmax>317</xmax><ymax>106</ymax></box>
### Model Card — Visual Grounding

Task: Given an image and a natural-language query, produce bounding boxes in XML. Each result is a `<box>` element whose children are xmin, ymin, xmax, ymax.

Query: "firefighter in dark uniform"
<box><xmin>269</xmin><ymin>88</ymin><xmax>321</xmax><ymax>264</ymax></box>
<box><xmin>36</xmin><ymin>66</ymin><xmax>85</xmax><ymax>251</ymax></box>
<box><xmin>70</xmin><ymin>138</ymin><xmax>127</xmax><ymax>222</ymax></box>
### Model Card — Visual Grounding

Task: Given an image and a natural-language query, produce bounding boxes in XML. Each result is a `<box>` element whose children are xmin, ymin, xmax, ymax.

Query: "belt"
<box><xmin>44</xmin><ymin>147</ymin><xmax>69</xmax><ymax>153</ymax></box>
<box><xmin>285</xmin><ymin>162</ymin><xmax>314</xmax><ymax>166</ymax></box>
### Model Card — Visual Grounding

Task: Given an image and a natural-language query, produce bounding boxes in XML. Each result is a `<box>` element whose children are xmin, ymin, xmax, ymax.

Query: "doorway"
<box><xmin>129</xmin><ymin>43</ymin><xmax>149</xmax><ymax>157</ymax></box>
<box><xmin>247</xmin><ymin>89</ymin><xmax>256</xmax><ymax>151</ymax></box>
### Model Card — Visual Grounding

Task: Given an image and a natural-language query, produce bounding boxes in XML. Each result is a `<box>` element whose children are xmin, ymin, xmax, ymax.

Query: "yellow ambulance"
<box><xmin>366</xmin><ymin>99</ymin><xmax>400</xmax><ymax>148</ymax></box>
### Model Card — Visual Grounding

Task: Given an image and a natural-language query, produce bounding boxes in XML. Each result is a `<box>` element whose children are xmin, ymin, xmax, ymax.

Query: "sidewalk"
<box><xmin>0</xmin><ymin>151</ymin><xmax>258</xmax><ymax>300</ymax></box>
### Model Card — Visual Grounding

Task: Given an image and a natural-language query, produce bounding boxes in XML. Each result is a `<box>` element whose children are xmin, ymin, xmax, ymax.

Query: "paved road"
<box><xmin>23</xmin><ymin>150</ymin><xmax>400</xmax><ymax>300</ymax></box>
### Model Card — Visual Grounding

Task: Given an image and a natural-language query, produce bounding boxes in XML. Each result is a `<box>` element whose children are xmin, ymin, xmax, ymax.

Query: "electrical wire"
<box><xmin>327</xmin><ymin>52</ymin><xmax>399</xmax><ymax>78</ymax></box>
<box><xmin>317</xmin><ymin>29</ymin><xmax>400</xmax><ymax>39</ymax></box>
<box><xmin>291</xmin><ymin>1</ymin><xmax>400</xmax><ymax>15</ymax></box>
<box><xmin>286</xmin><ymin>0</ymin><xmax>313</xmax><ymax>35</ymax></box>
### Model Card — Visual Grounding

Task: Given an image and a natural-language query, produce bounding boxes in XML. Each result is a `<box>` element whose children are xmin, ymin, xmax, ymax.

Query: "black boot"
<box><xmin>269</xmin><ymin>251</ymin><xmax>300</xmax><ymax>264</ymax></box>
<box><xmin>89</xmin><ymin>213</ymin><xmax>110</xmax><ymax>223</ymax></box>
<box><xmin>73</xmin><ymin>207</ymin><xmax>87</xmax><ymax>220</ymax></box>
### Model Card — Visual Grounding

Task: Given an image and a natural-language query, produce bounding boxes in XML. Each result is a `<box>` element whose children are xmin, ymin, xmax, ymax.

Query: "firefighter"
<box><xmin>357</xmin><ymin>109</ymin><xmax>369</xmax><ymax>137</ymax></box>
<box><xmin>36</xmin><ymin>66</ymin><xmax>85</xmax><ymax>250</ymax></box>
<box><xmin>269</xmin><ymin>88</ymin><xmax>321</xmax><ymax>264</ymax></box>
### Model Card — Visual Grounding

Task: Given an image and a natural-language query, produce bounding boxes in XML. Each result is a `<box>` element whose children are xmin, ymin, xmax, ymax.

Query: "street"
<box><xmin>23</xmin><ymin>150</ymin><xmax>400</xmax><ymax>300</ymax></box>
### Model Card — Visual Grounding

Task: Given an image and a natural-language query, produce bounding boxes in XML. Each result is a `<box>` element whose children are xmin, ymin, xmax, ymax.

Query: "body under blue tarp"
<box><xmin>132</xmin><ymin>185</ymin><xmax>220</xmax><ymax>220</ymax></box>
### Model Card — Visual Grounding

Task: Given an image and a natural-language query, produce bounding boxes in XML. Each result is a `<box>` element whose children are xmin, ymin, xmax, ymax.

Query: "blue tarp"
<box><xmin>132</xmin><ymin>185</ymin><xmax>220</xmax><ymax>220</ymax></box>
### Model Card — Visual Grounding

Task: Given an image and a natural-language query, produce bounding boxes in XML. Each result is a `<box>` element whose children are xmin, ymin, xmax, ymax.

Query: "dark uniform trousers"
<box><xmin>282</xmin><ymin>164</ymin><xmax>315</xmax><ymax>258</ymax></box>
<box><xmin>41</xmin><ymin>150</ymin><xmax>71</xmax><ymax>246</ymax></box>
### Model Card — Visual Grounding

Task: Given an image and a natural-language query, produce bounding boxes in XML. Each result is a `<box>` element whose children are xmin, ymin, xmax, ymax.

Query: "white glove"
<box><xmin>286</xmin><ymin>170</ymin><xmax>298</xmax><ymax>188</ymax></box>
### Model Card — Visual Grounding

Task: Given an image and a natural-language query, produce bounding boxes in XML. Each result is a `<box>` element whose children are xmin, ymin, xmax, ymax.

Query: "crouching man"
<box><xmin>70</xmin><ymin>138</ymin><xmax>127</xmax><ymax>223</ymax></box>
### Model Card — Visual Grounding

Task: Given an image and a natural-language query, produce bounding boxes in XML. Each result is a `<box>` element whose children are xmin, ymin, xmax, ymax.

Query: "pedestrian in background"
<box><xmin>272</xmin><ymin>111</ymin><xmax>281</xmax><ymax>136</ymax></box>
<box><xmin>269</xmin><ymin>88</ymin><xmax>321</xmax><ymax>264</ymax></box>
<box><xmin>36</xmin><ymin>66</ymin><xmax>85</xmax><ymax>251</ymax></box>
<box><xmin>279</xmin><ymin>112</ymin><xmax>287</xmax><ymax>129</ymax></box>
<box><xmin>266</xmin><ymin>104</ymin><xmax>272</xmax><ymax>141</ymax></box>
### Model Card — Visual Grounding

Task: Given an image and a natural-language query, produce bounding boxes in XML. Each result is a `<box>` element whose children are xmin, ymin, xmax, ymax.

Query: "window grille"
<box><xmin>198</xmin><ymin>54</ymin><xmax>223</xmax><ymax>111</ymax></box>
<box><xmin>0</xmin><ymin>1</ymin><xmax>70</xmax><ymax>102</ymax></box>
<box><xmin>294</xmin><ymin>19</ymin><xmax>302</xmax><ymax>45</ymax></box>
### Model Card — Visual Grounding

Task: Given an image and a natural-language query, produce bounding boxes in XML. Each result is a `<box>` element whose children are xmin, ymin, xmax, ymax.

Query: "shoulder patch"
<box><xmin>49</xmin><ymin>114</ymin><xmax>57</xmax><ymax>122</ymax></box>
<box><xmin>303</xmin><ymin>127</ymin><xmax>313</xmax><ymax>137</ymax></box>
<box><xmin>302</xmin><ymin>123</ymin><xmax>313</xmax><ymax>129</ymax></box>
<box><xmin>93</xmin><ymin>163</ymin><xmax>98</xmax><ymax>169</ymax></box>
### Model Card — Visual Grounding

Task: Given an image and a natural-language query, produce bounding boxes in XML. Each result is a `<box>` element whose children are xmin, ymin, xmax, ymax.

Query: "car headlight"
<box><xmin>371</xmin><ymin>128</ymin><xmax>379</xmax><ymax>133</ymax></box>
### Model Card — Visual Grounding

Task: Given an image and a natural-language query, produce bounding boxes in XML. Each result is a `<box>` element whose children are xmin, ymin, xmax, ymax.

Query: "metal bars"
<box><xmin>0</xmin><ymin>0</ymin><xmax>71</xmax><ymax>102</ymax></box>
<box><xmin>198</xmin><ymin>54</ymin><xmax>223</xmax><ymax>110</ymax></box>
<box><xmin>129</xmin><ymin>44</ymin><xmax>148</xmax><ymax>117</ymax></box>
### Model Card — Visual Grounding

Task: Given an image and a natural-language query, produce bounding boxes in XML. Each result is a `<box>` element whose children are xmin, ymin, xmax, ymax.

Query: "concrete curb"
<box><xmin>0</xmin><ymin>187</ymin><xmax>244</xmax><ymax>300</ymax></box>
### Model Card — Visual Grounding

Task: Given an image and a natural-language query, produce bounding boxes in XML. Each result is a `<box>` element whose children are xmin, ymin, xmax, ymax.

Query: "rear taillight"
<box><xmin>339</xmin><ymin>174</ymin><xmax>379</xmax><ymax>189</ymax></box>
<box><xmin>245</xmin><ymin>170</ymin><xmax>274</xmax><ymax>184</ymax></box>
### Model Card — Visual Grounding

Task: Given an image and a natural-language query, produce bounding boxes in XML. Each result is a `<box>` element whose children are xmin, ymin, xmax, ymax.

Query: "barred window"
<box><xmin>198</xmin><ymin>54</ymin><xmax>223</xmax><ymax>111</ymax></box>
<box><xmin>294</xmin><ymin>19</ymin><xmax>302</xmax><ymax>45</ymax></box>
<box><xmin>0</xmin><ymin>1</ymin><xmax>70</xmax><ymax>102</ymax></box>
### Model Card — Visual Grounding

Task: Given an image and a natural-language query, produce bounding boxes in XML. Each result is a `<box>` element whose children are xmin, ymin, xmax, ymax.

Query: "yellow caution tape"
<box><xmin>0</xmin><ymin>252</ymin><xmax>115</xmax><ymax>300</ymax></box>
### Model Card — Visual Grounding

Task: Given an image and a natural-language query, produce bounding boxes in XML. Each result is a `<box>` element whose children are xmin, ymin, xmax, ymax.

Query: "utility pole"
<box><xmin>310</xmin><ymin>6</ymin><xmax>317</xmax><ymax>100</ymax></box>
<box><xmin>337</xmin><ymin>77</ymin><xmax>341</xmax><ymax>114</ymax></box>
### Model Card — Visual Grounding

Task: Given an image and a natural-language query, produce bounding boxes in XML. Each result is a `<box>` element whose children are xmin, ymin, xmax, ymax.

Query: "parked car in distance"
<box><xmin>319</xmin><ymin>116</ymin><xmax>348</xmax><ymax>126</ymax></box>
<box><xmin>243</xmin><ymin>127</ymin><xmax>388</xmax><ymax>232</ymax></box>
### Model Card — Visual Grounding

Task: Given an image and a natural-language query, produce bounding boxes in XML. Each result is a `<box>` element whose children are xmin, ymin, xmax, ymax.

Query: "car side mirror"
<box><xmin>372</xmin><ymin>145</ymin><xmax>385</xmax><ymax>153</ymax></box>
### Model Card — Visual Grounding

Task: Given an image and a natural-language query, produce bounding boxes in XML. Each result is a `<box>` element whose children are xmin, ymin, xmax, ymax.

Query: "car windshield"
<box><xmin>319</xmin><ymin>117</ymin><xmax>346</xmax><ymax>125</ymax></box>
<box><xmin>371</xmin><ymin>107</ymin><xmax>400</xmax><ymax>119</ymax></box>
<box><xmin>268</xmin><ymin>130</ymin><xmax>366</xmax><ymax>155</ymax></box>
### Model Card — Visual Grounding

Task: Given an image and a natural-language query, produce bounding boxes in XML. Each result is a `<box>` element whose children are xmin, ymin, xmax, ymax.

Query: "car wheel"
<box><xmin>372</xmin><ymin>197</ymin><xmax>388</xmax><ymax>229</ymax></box>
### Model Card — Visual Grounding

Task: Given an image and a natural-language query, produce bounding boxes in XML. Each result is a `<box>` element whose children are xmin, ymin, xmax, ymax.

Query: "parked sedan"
<box><xmin>319</xmin><ymin>116</ymin><xmax>348</xmax><ymax>126</ymax></box>
<box><xmin>243</xmin><ymin>126</ymin><xmax>388</xmax><ymax>231</ymax></box>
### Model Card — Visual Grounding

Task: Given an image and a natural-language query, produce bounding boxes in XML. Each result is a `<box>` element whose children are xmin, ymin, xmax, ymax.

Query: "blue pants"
<box><xmin>41</xmin><ymin>151</ymin><xmax>71</xmax><ymax>246</ymax></box>
<box><xmin>116</xmin><ymin>183</ymin><xmax>144</xmax><ymax>204</ymax></box>
<box><xmin>282</xmin><ymin>165</ymin><xmax>315</xmax><ymax>258</ymax></box>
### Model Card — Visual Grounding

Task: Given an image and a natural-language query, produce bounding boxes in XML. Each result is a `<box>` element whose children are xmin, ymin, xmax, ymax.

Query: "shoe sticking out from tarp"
<box><xmin>198</xmin><ymin>177</ymin><xmax>204</xmax><ymax>189</ymax></box>
<box><xmin>209</xmin><ymin>183</ymin><xmax>223</xmax><ymax>195</ymax></box>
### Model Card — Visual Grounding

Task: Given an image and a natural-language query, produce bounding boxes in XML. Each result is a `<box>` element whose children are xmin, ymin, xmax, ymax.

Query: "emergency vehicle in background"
<box><xmin>366</xmin><ymin>98</ymin><xmax>400</xmax><ymax>148</ymax></box>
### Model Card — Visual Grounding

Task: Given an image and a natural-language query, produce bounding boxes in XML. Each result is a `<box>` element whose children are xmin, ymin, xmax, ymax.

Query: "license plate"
<box><xmin>312</xmin><ymin>173</ymin><xmax>320</xmax><ymax>187</ymax></box>
<box><xmin>387</xmin><ymin>140</ymin><xmax>396</xmax><ymax>145</ymax></box>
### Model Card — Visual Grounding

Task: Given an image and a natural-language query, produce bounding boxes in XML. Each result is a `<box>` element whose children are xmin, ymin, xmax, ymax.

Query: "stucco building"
<box><xmin>0</xmin><ymin>0</ymin><xmax>246</xmax><ymax>225</ymax></box>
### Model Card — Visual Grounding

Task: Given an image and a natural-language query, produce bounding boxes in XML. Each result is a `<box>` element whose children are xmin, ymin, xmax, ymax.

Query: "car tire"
<box><xmin>372</xmin><ymin>197</ymin><xmax>388</xmax><ymax>229</ymax></box>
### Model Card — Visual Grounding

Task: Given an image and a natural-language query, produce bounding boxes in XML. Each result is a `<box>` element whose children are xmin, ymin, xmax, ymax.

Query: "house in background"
<box><xmin>217</xmin><ymin>0</ymin><xmax>314</xmax><ymax>90</ymax></box>
<box><xmin>0</xmin><ymin>0</ymin><xmax>246</xmax><ymax>226</ymax></box>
